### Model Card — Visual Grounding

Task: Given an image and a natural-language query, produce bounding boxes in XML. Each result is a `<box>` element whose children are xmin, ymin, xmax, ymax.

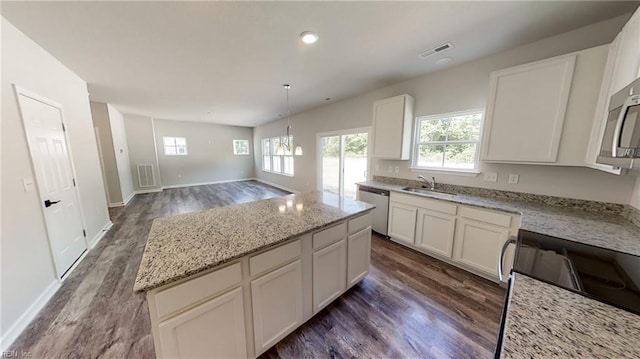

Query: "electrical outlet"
<box><xmin>388</xmin><ymin>166</ymin><xmax>393</xmax><ymax>173</ymax></box>
<box><xmin>394</xmin><ymin>166</ymin><xmax>399</xmax><ymax>173</ymax></box>
<box><xmin>509</xmin><ymin>174</ymin><xmax>519</xmax><ymax>184</ymax></box>
<box><xmin>483</xmin><ymin>172</ymin><xmax>498</xmax><ymax>182</ymax></box>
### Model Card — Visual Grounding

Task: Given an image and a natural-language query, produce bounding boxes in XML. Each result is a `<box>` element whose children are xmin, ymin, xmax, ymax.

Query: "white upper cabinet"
<box><xmin>372</xmin><ymin>94</ymin><xmax>414</xmax><ymax>160</ymax></box>
<box><xmin>482</xmin><ymin>45</ymin><xmax>610</xmax><ymax>166</ymax></box>
<box><xmin>586</xmin><ymin>8</ymin><xmax>640</xmax><ymax>174</ymax></box>
<box><xmin>482</xmin><ymin>55</ymin><xmax>576</xmax><ymax>163</ymax></box>
<box><xmin>609</xmin><ymin>8</ymin><xmax>640</xmax><ymax>93</ymax></box>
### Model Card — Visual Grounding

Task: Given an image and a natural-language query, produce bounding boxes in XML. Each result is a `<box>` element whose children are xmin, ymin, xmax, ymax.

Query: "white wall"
<box><xmin>107</xmin><ymin>105</ymin><xmax>135</xmax><ymax>203</ymax></box>
<box><xmin>91</xmin><ymin>102</ymin><xmax>123</xmax><ymax>204</ymax></box>
<box><xmin>153</xmin><ymin>119</ymin><xmax>255</xmax><ymax>187</ymax></box>
<box><xmin>254</xmin><ymin>14</ymin><xmax>637</xmax><ymax>204</ymax></box>
<box><xmin>123</xmin><ymin>114</ymin><xmax>162</xmax><ymax>192</ymax></box>
<box><xmin>1</xmin><ymin>17</ymin><xmax>110</xmax><ymax>346</ymax></box>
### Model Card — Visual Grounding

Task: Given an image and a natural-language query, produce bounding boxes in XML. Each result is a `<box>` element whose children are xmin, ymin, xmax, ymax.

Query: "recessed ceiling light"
<box><xmin>300</xmin><ymin>31</ymin><xmax>318</xmax><ymax>44</ymax></box>
<box><xmin>436</xmin><ymin>57</ymin><xmax>453</xmax><ymax>65</ymax></box>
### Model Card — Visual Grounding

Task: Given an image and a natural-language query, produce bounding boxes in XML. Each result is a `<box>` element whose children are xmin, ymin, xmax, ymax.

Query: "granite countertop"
<box><xmin>134</xmin><ymin>191</ymin><xmax>374</xmax><ymax>293</ymax></box>
<box><xmin>499</xmin><ymin>273</ymin><xmax>640</xmax><ymax>358</ymax></box>
<box><xmin>357</xmin><ymin>180</ymin><xmax>640</xmax><ymax>256</ymax></box>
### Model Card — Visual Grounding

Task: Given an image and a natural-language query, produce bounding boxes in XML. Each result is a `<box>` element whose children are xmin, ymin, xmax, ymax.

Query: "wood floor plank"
<box><xmin>9</xmin><ymin>181</ymin><xmax>506</xmax><ymax>358</ymax></box>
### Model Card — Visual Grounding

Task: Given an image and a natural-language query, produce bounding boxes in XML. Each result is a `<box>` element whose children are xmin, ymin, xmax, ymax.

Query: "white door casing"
<box><xmin>15</xmin><ymin>85</ymin><xmax>87</xmax><ymax>278</ymax></box>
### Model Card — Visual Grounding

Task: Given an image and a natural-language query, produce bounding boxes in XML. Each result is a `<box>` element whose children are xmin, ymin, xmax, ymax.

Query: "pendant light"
<box><xmin>274</xmin><ymin>84</ymin><xmax>303</xmax><ymax>156</ymax></box>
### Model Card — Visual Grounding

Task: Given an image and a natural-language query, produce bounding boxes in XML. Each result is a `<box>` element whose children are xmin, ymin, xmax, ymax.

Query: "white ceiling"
<box><xmin>2</xmin><ymin>1</ymin><xmax>638</xmax><ymax>127</ymax></box>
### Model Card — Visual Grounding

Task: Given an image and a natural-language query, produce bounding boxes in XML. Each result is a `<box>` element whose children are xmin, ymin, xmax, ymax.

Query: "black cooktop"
<box><xmin>514</xmin><ymin>230</ymin><xmax>640</xmax><ymax>315</ymax></box>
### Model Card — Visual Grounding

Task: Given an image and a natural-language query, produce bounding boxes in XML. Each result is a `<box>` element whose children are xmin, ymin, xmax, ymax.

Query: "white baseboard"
<box><xmin>161</xmin><ymin>178</ymin><xmax>256</xmax><ymax>190</ymax></box>
<box><xmin>108</xmin><ymin>192</ymin><xmax>135</xmax><ymax>208</ymax></box>
<box><xmin>135</xmin><ymin>188</ymin><xmax>163</xmax><ymax>194</ymax></box>
<box><xmin>0</xmin><ymin>280</ymin><xmax>60</xmax><ymax>352</ymax></box>
<box><xmin>123</xmin><ymin>192</ymin><xmax>136</xmax><ymax>205</ymax></box>
<box><xmin>255</xmin><ymin>179</ymin><xmax>298</xmax><ymax>194</ymax></box>
<box><xmin>88</xmin><ymin>221</ymin><xmax>113</xmax><ymax>249</ymax></box>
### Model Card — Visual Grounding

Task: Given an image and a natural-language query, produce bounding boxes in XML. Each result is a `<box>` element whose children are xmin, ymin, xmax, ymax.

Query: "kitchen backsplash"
<box><xmin>373</xmin><ymin>175</ymin><xmax>628</xmax><ymax>216</ymax></box>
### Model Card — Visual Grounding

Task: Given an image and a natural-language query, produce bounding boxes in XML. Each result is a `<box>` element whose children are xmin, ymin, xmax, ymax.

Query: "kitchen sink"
<box><xmin>401</xmin><ymin>187</ymin><xmax>457</xmax><ymax>196</ymax></box>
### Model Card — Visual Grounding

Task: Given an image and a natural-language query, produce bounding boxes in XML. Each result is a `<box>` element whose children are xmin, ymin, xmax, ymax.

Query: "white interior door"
<box><xmin>318</xmin><ymin>128</ymin><xmax>370</xmax><ymax>199</ymax></box>
<box><xmin>15</xmin><ymin>86</ymin><xmax>87</xmax><ymax>278</ymax></box>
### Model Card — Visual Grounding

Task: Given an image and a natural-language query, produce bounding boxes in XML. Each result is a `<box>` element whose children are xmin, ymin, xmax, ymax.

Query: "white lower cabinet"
<box><xmin>147</xmin><ymin>213</ymin><xmax>373</xmax><ymax>359</ymax></box>
<box><xmin>347</xmin><ymin>227</ymin><xmax>372</xmax><ymax>287</ymax></box>
<box><xmin>388</xmin><ymin>201</ymin><xmax>417</xmax><ymax>244</ymax></box>
<box><xmin>453</xmin><ymin>218</ymin><xmax>510</xmax><ymax>277</ymax></box>
<box><xmin>251</xmin><ymin>259</ymin><xmax>303</xmax><ymax>356</ymax></box>
<box><xmin>415</xmin><ymin>208</ymin><xmax>456</xmax><ymax>258</ymax></box>
<box><xmin>158</xmin><ymin>287</ymin><xmax>247</xmax><ymax>359</ymax></box>
<box><xmin>388</xmin><ymin>191</ymin><xmax>519</xmax><ymax>283</ymax></box>
<box><xmin>312</xmin><ymin>240</ymin><xmax>347</xmax><ymax>313</ymax></box>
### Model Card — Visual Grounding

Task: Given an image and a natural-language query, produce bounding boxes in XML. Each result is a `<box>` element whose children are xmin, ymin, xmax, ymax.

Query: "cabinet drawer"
<box><xmin>155</xmin><ymin>262</ymin><xmax>241</xmax><ymax>320</ymax></box>
<box><xmin>250</xmin><ymin>240</ymin><xmax>301</xmax><ymax>277</ymax></box>
<box><xmin>460</xmin><ymin>206</ymin><xmax>512</xmax><ymax>228</ymax></box>
<box><xmin>390</xmin><ymin>192</ymin><xmax>456</xmax><ymax>215</ymax></box>
<box><xmin>348</xmin><ymin>212</ymin><xmax>372</xmax><ymax>234</ymax></box>
<box><xmin>419</xmin><ymin>198</ymin><xmax>457</xmax><ymax>215</ymax></box>
<box><xmin>313</xmin><ymin>222</ymin><xmax>347</xmax><ymax>250</ymax></box>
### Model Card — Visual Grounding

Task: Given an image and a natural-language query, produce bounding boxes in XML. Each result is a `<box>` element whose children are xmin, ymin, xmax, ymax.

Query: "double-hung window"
<box><xmin>163</xmin><ymin>137</ymin><xmax>188</xmax><ymax>156</ymax></box>
<box><xmin>412</xmin><ymin>109</ymin><xmax>483</xmax><ymax>171</ymax></box>
<box><xmin>262</xmin><ymin>136</ymin><xmax>294</xmax><ymax>176</ymax></box>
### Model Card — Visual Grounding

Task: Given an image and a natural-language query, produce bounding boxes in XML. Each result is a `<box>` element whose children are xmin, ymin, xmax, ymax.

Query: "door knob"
<box><xmin>44</xmin><ymin>199</ymin><xmax>61</xmax><ymax>207</ymax></box>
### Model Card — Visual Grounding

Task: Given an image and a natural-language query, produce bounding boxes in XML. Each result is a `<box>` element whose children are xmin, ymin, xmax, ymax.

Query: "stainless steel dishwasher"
<box><xmin>357</xmin><ymin>185</ymin><xmax>389</xmax><ymax>236</ymax></box>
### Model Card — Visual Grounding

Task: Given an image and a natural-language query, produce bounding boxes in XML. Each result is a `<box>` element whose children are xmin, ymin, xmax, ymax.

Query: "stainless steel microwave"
<box><xmin>597</xmin><ymin>77</ymin><xmax>640</xmax><ymax>169</ymax></box>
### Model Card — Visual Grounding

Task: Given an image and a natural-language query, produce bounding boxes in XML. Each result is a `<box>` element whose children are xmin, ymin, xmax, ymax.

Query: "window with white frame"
<box><xmin>262</xmin><ymin>136</ymin><xmax>294</xmax><ymax>176</ymax></box>
<box><xmin>163</xmin><ymin>137</ymin><xmax>188</xmax><ymax>156</ymax></box>
<box><xmin>233</xmin><ymin>139</ymin><xmax>250</xmax><ymax>155</ymax></box>
<box><xmin>412</xmin><ymin>109</ymin><xmax>483</xmax><ymax>171</ymax></box>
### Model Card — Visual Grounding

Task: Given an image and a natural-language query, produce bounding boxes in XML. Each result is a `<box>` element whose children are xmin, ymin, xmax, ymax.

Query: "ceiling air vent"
<box><xmin>418</xmin><ymin>42</ymin><xmax>453</xmax><ymax>59</ymax></box>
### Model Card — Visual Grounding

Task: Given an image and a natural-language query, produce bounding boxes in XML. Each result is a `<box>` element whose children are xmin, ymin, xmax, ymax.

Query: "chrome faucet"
<box><xmin>417</xmin><ymin>175</ymin><xmax>436</xmax><ymax>190</ymax></box>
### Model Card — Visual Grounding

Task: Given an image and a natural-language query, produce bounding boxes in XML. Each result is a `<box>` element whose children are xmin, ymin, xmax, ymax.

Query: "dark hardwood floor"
<box><xmin>9</xmin><ymin>180</ymin><xmax>506</xmax><ymax>358</ymax></box>
<box><xmin>260</xmin><ymin>236</ymin><xmax>506</xmax><ymax>359</ymax></box>
<box><xmin>8</xmin><ymin>181</ymin><xmax>290</xmax><ymax>358</ymax></box>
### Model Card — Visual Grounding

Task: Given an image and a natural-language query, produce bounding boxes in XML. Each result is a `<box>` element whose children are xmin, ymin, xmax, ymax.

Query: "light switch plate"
<box><xmin>508</xmin><ymin>174</ymin><xmax>519</xmax><ymax>184</ymax></box>
<box><xmin>394</xmin><ymin>166</ymin><xmax>399</xmax><ymax>173</ymax></box>
<box><xmin>23</xmin><ymin>178</ymin><xmax>35</xmax><ymax>192</ymax></box>
<box><xmin>388</xmin><ymin>166</ymin><xmax>393</xmax><ymax>173</ymax></box>
<box><xmin>483</xmin><ymin>172</ymin><xmax>498</xmax><ymax>182</ymax></box>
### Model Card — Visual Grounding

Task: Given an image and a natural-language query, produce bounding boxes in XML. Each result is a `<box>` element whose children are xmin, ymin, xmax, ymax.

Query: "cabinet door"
<box><xmin>388</xmin><ymin>201</ymin><xmax>417</xmax><ymax>245</ymax></box>
<box><xmin>482</xmin><ymin>55</ymin><xmax>575</xmax><ymax>163</ymax></box>
<box><xmin>609</xmin><ymin>8</ymin><xmax>640</xmax><ymax>93</ymax></box>
<box><xmin>453</xmin><ymin>218</ymin><xmax>510</xmax><ymax>278</ymax></box>
<box><xmin>312</xmin><ymin>239</ymin><xmax>347</xmax><ymax>313</ymax></box>
<box><xmin>372</xmin><ymin>95</ymin><xmax>413</xmax><ymax>159</ymax></box>
<box><xmin>415</xmin><ymin>208</ymin><xmax>456</xmax><ymax>258</ymax></box>
<box><xmin>158</xmin><ymin>287</ymin><xmax>247</xmax><ymax>359</ymax></box>
<box><xmin>251</xmin><ymin>260</ymin><xmax>303</xmax><ymax>356</ymax></box>
<box><xmin>347</xmin><ymin>227</ymin><xmax>372</xmax><ymax>288</ymax></box>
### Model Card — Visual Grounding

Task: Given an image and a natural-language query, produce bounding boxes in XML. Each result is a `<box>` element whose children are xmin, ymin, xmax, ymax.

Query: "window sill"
<box><xmin>261</xmin><ymin>169</ymin><xmax>294</xmax><ymax>177</ymax></box>
<box><xmin>409</xmin><ymin>167</ymin><xmax>480</xmax><ymax>177</ymax></box>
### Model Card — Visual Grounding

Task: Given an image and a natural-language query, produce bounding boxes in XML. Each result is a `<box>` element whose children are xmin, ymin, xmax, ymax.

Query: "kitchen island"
<box><xmin>134</xmin><ymin>191</ymin><xmax>374</xmax><ymax>358</ymax></box>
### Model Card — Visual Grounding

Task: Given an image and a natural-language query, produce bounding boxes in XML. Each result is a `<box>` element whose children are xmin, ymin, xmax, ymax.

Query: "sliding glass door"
<box><xmin>319</xmin><ymin>129</ymin><xmax>370</xmax><ymax>199</ymax></box>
